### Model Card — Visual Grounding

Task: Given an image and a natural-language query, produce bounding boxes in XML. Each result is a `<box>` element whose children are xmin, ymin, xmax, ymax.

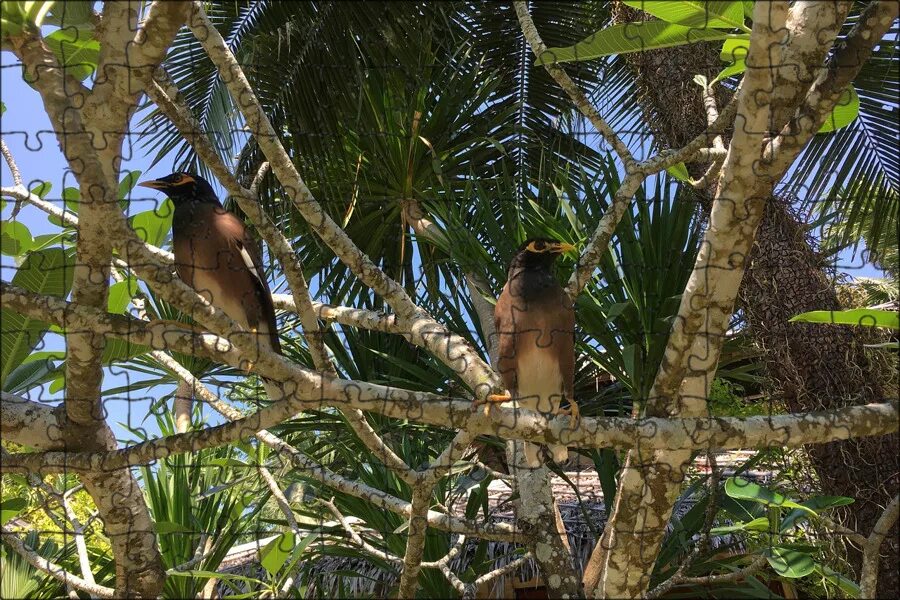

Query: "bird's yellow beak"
<box><xmin>137</xmin><ymin>180</ymin><xmax>166</xmax><ymax>189</ymax></box>
<box><xmin>555</xmin><ymin>242</ymin><xmax>578</xmax><ymax>255</ymax></box>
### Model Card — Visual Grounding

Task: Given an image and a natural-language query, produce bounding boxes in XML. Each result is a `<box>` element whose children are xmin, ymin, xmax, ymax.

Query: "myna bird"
<box><xmin>479</xmin><ymin>238</ymin><xmax>578</xmax><ymax>468</ymax></box>
<box><xmin>138</xmin><ymin>172</ymin><xmax>281</xmax><ymax>367</ymax></box>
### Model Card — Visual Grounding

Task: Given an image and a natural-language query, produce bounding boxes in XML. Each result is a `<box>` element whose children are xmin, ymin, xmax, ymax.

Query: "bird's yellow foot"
<box><xmin>473</xmin><ymin>393</ymin><xmax>512</xmax><ymax>417</ymax></box>
<box><xmin>557</xmin><ymin>398</ymin><xmax>581</xmax><ymax>428</ymax></box>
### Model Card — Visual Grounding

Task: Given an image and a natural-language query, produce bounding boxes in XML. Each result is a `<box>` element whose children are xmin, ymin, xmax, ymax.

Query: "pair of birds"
<box><xmin>140</xmin><ymin>173</ymin><xmax>578</xmax><ymax>467</ymax></box>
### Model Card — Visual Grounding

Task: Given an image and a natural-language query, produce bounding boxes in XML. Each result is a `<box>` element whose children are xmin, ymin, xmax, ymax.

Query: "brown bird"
<box><xmin>480</xmin><ymin>238</ymin><xmax>579</xmax><ymax>468</ymax></box>
<box><xmin>138</xmin><ymin>172</ymin><xmax>281</xmax><ymax>370</ymax></box>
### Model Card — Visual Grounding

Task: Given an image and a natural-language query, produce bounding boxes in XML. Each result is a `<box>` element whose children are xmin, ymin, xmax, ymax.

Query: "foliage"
<box><xmin>1</xmin><ymin>0</ymin><xmax>895</xmax><ymax>597</ymax></box>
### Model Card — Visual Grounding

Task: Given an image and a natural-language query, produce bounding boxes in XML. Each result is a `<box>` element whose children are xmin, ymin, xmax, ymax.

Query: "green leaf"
<box><xmin>44</xmin><ymin>1</ymin><xmax>94</xmax><ymax>27</ymax></box>
<box><xmin>711</xmin><ymin>516</ymin><xmax>771</xmax><ymax>534</ymax></box>
<box><xmin>781</xmin><ymin>495</ymin><xmax>854</xmax><ymax>531</ymax></box>
<box><xmin>129</xmin><ymin>198</ymin><xmax>173</xmax><ymax>246</ymax></box>
<box><xmin>725</xmin><ymin>477</ymin><xmax>814</xmax><ymax>515</ymax></box>
<box><xmin>1</xmin><ymin>220</ymin><xmax>33</xmax><ymax>256</ymax></box>
<box><xmin>1</xmin><ymin>1</ymin><xmax>54</xmax><ymax>36</ymax></box>
<box><xmin>168</xmin><ymin>570</ymin><xmax>264</xmax><ymax>586</ymax></box>
<box><xmin>1</xmin><ymin>497</ymin><xmax>27</xmax><ymax>524</ymax></box>
<box><xmin>720</xmin><ymin>38</ymin><xmax>750</xmax><ymax>62</ymax></box>
<box><xmin>818</xmin><ymin>86</ymin><xmax>860</xmax><ymax>133</ymax></box>
<box><xmin>815</xmin><ymin>563</ymin><xmax>860</xmax><ymax>598</ymax></box>
<box><xmin>107</xmin><ymin>277</ymin><xmax>138</xmax><ymax>314</ymax></box>
<box><xmin>712</xmin><ymin>59</ymin><xmax>746</xmax><ymax>83</ymax></box>
<box><xmin>154</xmin><ymin>521</ymin><xmax>195</xmax><ymax>534</ymax></box>
<box><xmin>743</xmin><ymin>1</ymin><xmax>754</xmax><ymax>18</ymax></box>
<box><xmin>62</xmin><ymin>186</ymin><xmax>80</xmax><ymax>213</ymax></box>
<box><xmin>118</xmin><ymin>170</ymin><xmax>143</xmax><ymax>203</ymax></box>
<box><xmin>538</xmin><ymin>23</ymin><xmax>746</xmax><ymax>64</ymax></box>
<box><xmin>1</xmin><ymin>248</ymin><xmax>75</xmax><ymax>382</ymax></box>
<box><xmin>2</xmin><ymin>357</ymin><xmax>61</xmax><ymax>394</ymax></box>
<box><xmin>30</xmin><ymin>232</ymin><xmax>68</xmax><ymax>251</ymax></box>
<box><xmin>789</xmin><ymin>308</ymin><xmax>898</xmax><ymax>329</ymax></box>
<box><xmin>622</xmin><ymin>1</ymin><xmax>747</xmax><ymax>30</ymax></box>
<box><xmin>260</xmin><ymin>532</ymin><xmax>295</xmax><ymax>576</ymax></box>
<box><xmin>30</xmin><ymin>181</ymin><xmax>51</xmax><ymax>199</ymax></box>
<box><xmin>44</xmin><ymin>25</ymin><xmax>99</xmax><ymax>81</ymax></box>
<box><xmin>765</xmin><ymin>546</ymin><xmax>816</xmax><ymax>578</ymax></box>
<box><xmin>666</xmin><ymin>162</ymin><xmax>691</xmax><ymax>182</ymax></box>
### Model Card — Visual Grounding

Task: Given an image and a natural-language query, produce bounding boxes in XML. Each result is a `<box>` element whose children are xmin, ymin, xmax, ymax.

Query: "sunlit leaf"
<box><xmin>790</xmin><ymin>308</ymin><xmax>898</xmax><ymax>329</ymax></box>
<box><xmin>622</xmin><ymin>1</ymin><xmax>747</xmax><ymax>30</ymax></box>
<box><xmin>818</xmin><ymin>86</ymin><xmax>860</xmax><ymax>133</ymax></box>
<box><xmin>538</xmin><ymin>23</ymin><xmax>746</xmax><ymax>64</ymax></box>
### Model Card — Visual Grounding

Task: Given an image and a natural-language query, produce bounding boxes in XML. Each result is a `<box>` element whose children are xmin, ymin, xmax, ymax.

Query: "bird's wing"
<box><xmin>217</xmin><ymin>210</ymin><xmax>282</xmax><ymax>354</ymax></box>
<box><xmin>494</xmin><ymin>284</ymin><xmax>518</xmax><ymax>393</ymax></box>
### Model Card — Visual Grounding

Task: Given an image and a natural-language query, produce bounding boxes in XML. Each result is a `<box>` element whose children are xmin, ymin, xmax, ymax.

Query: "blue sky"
<box><xmin>1</xmin><ymin>45</ymin><xmax>887</xmax><ymax>445</ymax></box>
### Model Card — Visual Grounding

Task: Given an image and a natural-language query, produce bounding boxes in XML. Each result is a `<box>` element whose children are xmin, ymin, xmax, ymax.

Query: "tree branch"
<box><xmin>1</xmin><ymin>528</ymin><xmax>115</xmax><ymax>598</ymax></box>
<box><xmin>861</xmin><ymin>494</ymin><xmax>900</xmax><ymax>598</ymax></box>
<box><xmin>187</xmin><ymin>1</ymin><xmax>501</xmax><ymax>400</ymax></box>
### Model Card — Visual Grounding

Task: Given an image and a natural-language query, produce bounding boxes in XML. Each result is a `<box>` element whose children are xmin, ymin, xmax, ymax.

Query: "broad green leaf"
<box><xmin>538</xmin><ymin>23</ymin><xmax>746</xmax><ymax>64</ymax></box>
<box><xmin>1</xmin><ymin>497</ymin><xmax>27</xmax><ymax>524</ymax></box>
<box><xmin>44</xmin><ymin>1</ymin><xmax>94</xmax><ymax>27</ymax></box>
<box><xmin>62</xmin><ymin>186</ymin><xmax>80</xmax><ymax>212</ymax></box>
<box><xmin>712</xmin><ymin>59</ymin><xmax>746</xmax><ymax>83</ymax></box>
<box><xmin>818</xmin><ymin>86</ymin><xmax>860</xmax><ymax>133</ymax></box>
<box><xmin>725</xmin><ymin>477</ymin><xmax>814</xmax><ymax>514</ymax></box>
<box><xmin>743</xmin><ymin>1</ymin><xmax>754</xmax><ymax>18</ymax></box>
<box><xmin>2</xmin><ymin>357</ymin><xmax>61</xmax><ymax>393</ymax></box>
<box><xmin>720</xmin><ymin>38</ymin><xmax>750</xmax><ymax>62</ymax></box>
<box><xmin>789</xmin><ymin>308</ymin><xmax>898</xmax><ymax>329</ymax></box>
<box><xmin>0</xmin><ymin>248</ymin><xmax>75</xmax><ymax>382</ymax></box>
<box><xmin>815</xmin><ymin>563</ymin><xmax>860</xmax><ymax>598</ymax></box>
<box><xmin>30</xmin><ymin>181</ymin><xmax>51</xmax><ymax>199</ymax></box>
<box><xmin>118</xmin><ymin>170</ymin><xmax>143</xmax><ymax>202</ymax></box>
<box><xmin>1</xmin><ymin>1</ymin><xmax>54</xmax><ymax>36</ymax></box>
<box><xmin>666</xmin><ymin>162</ymin><xmax>691</xmax><ymax>182</ymax></box>
<box><xmin>44</xmin><ymin>25</ymin><xmax>99</xmax><ymax>81</ymax></box>
<box><xmin>49</xmin><ymin>374</ymin><xmax>65</xmax><ymax>394</ymax></box>
<box><xmin>622</xmin><ymin>1</ymin><xmax>747</xmax><ymax>30</ymax></box>
<box><xmin>1</xmin><ymin>220</ymin><xmax>33</xmax><ymax>256</ymax></box>
<box><xmin>129</xmin><ymin>198</ymin><xmax>173</xmax><ymax>246</ymax></box>
<box><xmin>781</xmin><ymin>495</ymin><xmax>854</xmax><ymax>531</ymax></box>
<box><xmin>765</xmin><ymin>546</ymin><xmax>816</xmax><ymax>578</ymax></box>
<box><xmin>260</xmin><ymin>532</ymin><xmax>295</xmax><ymax>576</ymax></box>
<box><xmin>30</xmin><ymin>232</ymin><xmax>68</xmax><ymax>251</ymax></box>
<box><xmin>107</xmin><ymin>277</ymin><xmax>138</xmax><ymax>314</ymax></box>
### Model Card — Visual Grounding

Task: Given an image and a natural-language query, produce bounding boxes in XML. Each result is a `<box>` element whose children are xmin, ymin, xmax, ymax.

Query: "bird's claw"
<box><xmin>473</xmin><ymin>393</ymin><xmax>512</xmax><ymax>417</ymax></box>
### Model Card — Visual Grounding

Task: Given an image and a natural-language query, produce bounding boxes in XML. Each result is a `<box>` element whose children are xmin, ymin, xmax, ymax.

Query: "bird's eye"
<box><xmin>172</xmin><ymin>174</ymin><xmax>182</xmax><ymax>183</ymax></box>
<box><xmin>527</xmin><ymin>241</ymin><xmax>546</xmax><ymax>253</ymax></box>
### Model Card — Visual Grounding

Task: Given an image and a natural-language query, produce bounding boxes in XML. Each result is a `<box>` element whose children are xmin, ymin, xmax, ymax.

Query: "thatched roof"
<box><xmin>220</xmin><ymin>451</ymin><xmax>769</xmax><ymax>598</ymax></box>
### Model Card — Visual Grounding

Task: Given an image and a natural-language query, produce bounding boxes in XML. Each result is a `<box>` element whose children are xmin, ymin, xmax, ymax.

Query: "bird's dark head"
<box><xmin>510</xmin><ymin>237</ymin><xmax>577</xmax><ymax>271</ymax></box>
<box><xmin>138</xmin><ymin>172</ymin><xmax>220</xmax><ymax>207</ymax></box>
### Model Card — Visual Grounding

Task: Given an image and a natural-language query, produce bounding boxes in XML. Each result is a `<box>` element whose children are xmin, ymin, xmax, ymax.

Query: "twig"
<box><xmin>860</xmin><ymin>494</ymin><xmax>900</xmax><ymax>598</ymax></box>
<box><xmin>320</xmin><ymin>498</ymin><xmax>402</xmax><ymax>567</ymax></box>
<box><xmin>513</xmin><ymin>2</ymin><xmax>634</xmax><ymax>169</ymax></box>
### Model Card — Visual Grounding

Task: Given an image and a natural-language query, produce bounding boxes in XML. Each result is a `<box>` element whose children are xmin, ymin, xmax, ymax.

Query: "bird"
<box><xmin>477</xmin><ymin>237</ymin><xmax>579</xmax><ymax>468</ymax></box>
<box><xmin>138</xmin><ymin>172</ymin><xmax>281</xmax><ymax>373</ymax></box>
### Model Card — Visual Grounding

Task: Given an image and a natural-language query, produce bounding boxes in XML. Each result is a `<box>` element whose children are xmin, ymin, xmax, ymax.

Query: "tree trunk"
<box><xmin>611</xmin><ymin>3</ymin><xmax>898</xmax><ymax>594</ymax></box>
